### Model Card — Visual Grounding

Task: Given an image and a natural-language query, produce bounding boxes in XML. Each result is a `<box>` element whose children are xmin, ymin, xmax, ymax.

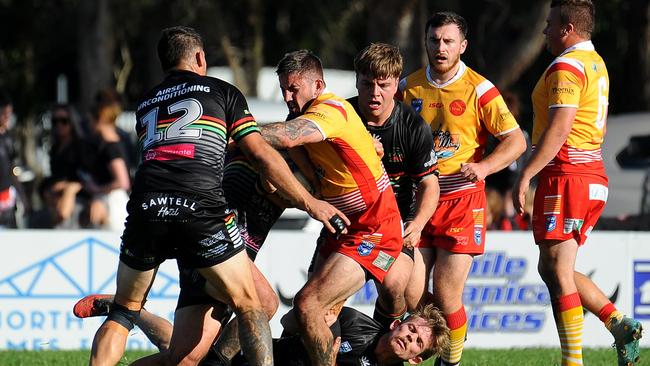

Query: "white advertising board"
<box><xmin>0</xmin><ymin>230</ymin><xmax>649</xmax><ymax>350</ymax></box>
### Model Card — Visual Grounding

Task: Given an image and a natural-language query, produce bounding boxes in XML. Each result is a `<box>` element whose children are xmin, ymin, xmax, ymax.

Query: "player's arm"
<box><xmin>259</xmin><ymin>117</ymin><xmax>324</xmax><ymax>149</ymax></box>
<box><xmin>288</xmin><ymin>147</ymin><xmax>321</xmax><ymax>197</ymax></box>
<box><xmin>462</xmin><ymin>128</ymin><xmax>527</xmax><ymax>182</ymax></box>
<box><xmin>404</xmin><ymin>175</ymin><xmax>439</xmax><ymax>248</ymax></box>
<box><xmin>403</xmin><ymin>119</ymin><xmax>440</xmax><ymax>248</ymax></box>
<box><xmin>237</xmin><ymin>132</ymin><xmax>349</xmax><ymax>233</ymax></box>
<box><xmin>513</xmin><ymin>107</ymin><xmax>576</xmax><ymax>214</ymax></box>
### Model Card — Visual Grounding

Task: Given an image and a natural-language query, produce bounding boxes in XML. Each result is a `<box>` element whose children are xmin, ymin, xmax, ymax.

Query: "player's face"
<box><xmin>355</xmin><ymin>73</ymin><xmax>398</xmax><ymax>123</ymax></box>
<box><xmin>425</xmin><ymin>23</ymin><xmax>467</xmax><ymax>76</ymax></box>
<box><xmin>388</xmin><ymin>317</ymin><xmax>434</xmax><ymax>362</ymax></box>
<box><xmin>544</xmin><ymin>7</ymin><xmax>567</xmax><ymax>56</ymax></box>
<box><xmin>279</xmin><ymin>72</ymin><xmax>321</xmax><ymax>115</ymax></box>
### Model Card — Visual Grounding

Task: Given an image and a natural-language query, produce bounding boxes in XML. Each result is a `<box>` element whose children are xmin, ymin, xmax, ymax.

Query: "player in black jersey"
<box><xmin>89</xmin><ymin>26</ymin><xmax>348</xmax><ymax>366</ymax></box>
<box><xmin>75</xmin><ymin>295</ymin><xmax>449</xmax><ymax>366</ymax></box>
<box><xmin>224</xmin><ymin>304</ymin><xmax>448</xmax><ymax>366</ymax></box>
<box><xmin>350</xmin><ymin>43</ymin><xmax>440</xmax><ymax>324</ymax></box>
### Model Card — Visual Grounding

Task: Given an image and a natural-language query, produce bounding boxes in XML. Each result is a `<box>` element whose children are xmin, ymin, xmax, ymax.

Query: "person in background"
<box><xmin>513</xmin><ymin>1</ymin><xmax>642</xmax><ymax>365</ymax></box>
<box><xmin>79</xmin><ymin>89</ymin><xmax>131</xmax><ymax>231</ymax></box>
<box><xmin>39</xmin><ymin>104</ymin><xmax>86</xmax><ymax>228</ymax></box>
<box><xmin>0</xmin><ymin>91</ymin><xmax>30</xmax><ymax>228</ymax></box>
<box><xmin>399</xmin><ymin>12</ymin><xmax>527</xmax><ymax>366</ymax></box>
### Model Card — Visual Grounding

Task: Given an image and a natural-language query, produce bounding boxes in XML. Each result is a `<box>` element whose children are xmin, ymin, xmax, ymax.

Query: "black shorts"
<box><xmin>120</xmin><ymin>192</ymin><xmax>246</xmax><ymax>271</ymax></box>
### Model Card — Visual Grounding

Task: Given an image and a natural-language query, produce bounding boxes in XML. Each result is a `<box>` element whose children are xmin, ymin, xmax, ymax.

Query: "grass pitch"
<box><xmin>0</xmin><ymin>347</ymin><xmax>643</xmax><ymax>365</ymax></box>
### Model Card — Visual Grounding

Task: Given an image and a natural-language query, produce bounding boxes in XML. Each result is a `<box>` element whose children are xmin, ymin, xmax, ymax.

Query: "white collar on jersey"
<box><xmin>426</xmin><ymin>61</ymin><xmax>467</xmax><ymax>88</ymax></box>
<box><xmin>559</xmin><ymin>40</ymin><xmax>595</xmax><ymax>56</ymax></box>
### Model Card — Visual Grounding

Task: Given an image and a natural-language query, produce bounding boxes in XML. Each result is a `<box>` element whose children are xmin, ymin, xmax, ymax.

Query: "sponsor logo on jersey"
<box><xmin>144</xmin><ymin>144</ymin><xmax>196</xmax><ymax>161</ymax></box>
<box><xmin>474</xmin><ymin>227</ymin><xmax>482</xmax><ymax>245</ymax></box>
<box><xmin>546</xmin><ymin>215</ymin><xmax>557</xmax><ymax>232</ymax></box>
<box><xmin>424</xmin><ymin>150</ymin><xmax>438</xmax><ymax>167</ymax></box>
<box><xmin>429</xmin><ymin>102</ymin><xmax>444</xmax><ymax>109</ymax></box>
<box><xmin>449</xmin><ymin>227</ymin><xmax>464</xmax><ymax>233</ymax></box>
<box><xmin>433</xmin><ymin>130</ymin><xmax>460</xmax><ymax>159</ymax></box>
<box><xmin>411</xmin><ymin>98</ymin><xmax>423</xmax><ymax>113</ymax></box>
<box><xmin>453</xmin><ymin>236</ymin><xmax>469</xmax><ymax>245</ymax></box>
<box><xmin>563</xmin><ymin>218</ymin><xmax>584</xmax><ymax>234</ymax></box>
<box><xmin>357</xmin><ymin>241</ymin><xmax>375</xmax><ymax>257</ymax></box>
<box><xmin>339</xmin><ymin>341</ymin><xmax>352</xmax><ymax>353</ymax></box>
<box><xmin>372</xmin><ymin>251</ymin><xmax>395</xmax><ymax>271</ymax></box>
<box><xmin>449</xmin><ymin>99</ymin><xmax>466</xmax><ymax>116</ymax></box>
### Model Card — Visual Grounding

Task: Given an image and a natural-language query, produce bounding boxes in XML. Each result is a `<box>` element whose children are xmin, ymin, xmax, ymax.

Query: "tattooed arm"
<box><xmin>260</xmin><ymin>117</ymin><xmax>324</xmax><ymax>149</ymax></box>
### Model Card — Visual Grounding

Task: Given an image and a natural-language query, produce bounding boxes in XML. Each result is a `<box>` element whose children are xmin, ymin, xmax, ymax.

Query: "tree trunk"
<box><xmin>622</xmin><ymin>0</ymin><xmax>650</xmax><ymax>111</ymax></box>
<box><xmin>78</xmin><ymin>0</ymin><xmax>115</xmax><ymax>115</ymax></box>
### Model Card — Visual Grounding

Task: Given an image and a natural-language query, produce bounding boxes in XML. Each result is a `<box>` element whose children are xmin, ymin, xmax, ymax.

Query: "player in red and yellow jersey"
<box><xmin>513</xmin><ymin>1</ymin><xmax>642</xmax><ymax>365</ymax></box>
<box><xmin>259</xmin><ymin>50</ymin><xmax>408</xmax><ymax>366</ymax></box>
<box><xmin>399</xmin><ymin>12</ymin><xmax>527</xmax><ymax>366</ymax></box>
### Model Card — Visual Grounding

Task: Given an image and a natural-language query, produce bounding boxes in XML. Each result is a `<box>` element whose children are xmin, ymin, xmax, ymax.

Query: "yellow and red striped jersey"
<box><xmin>301</xmin><ymin>92</ymin><xmax>390</xmax><ymax>215</ymax></box>
<box><xmin>531</xmin><ymin>41</ymin><xmax>608</xmax><ymax>176</ymax></box>
<box><xmin>399</xmin><ymin>62</ymin><xmax>519</xmax><ymax>199</ymax></box>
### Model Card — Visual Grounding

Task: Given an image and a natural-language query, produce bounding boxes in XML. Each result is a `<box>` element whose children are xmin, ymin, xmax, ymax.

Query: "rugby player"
<box><xmin>399</xmin><ymin>12</ymin><xmax>527</xmax><ymax>366</ymax></box>
<box><xmin>259</xmin><ymin>50</ymin><xmax>407</xmax><ymax>366</ymax></box>
<box><xmin>87</xmin><ymin>26</ymin><xmax>347</xmax><ymax>366</ymax></box>
<box><xmin>75</xmin><ymin>296</ymin><xmax>449</xmax><ymax>366</ymax></box>
<box><xmin>513</xmin><ymin>1</ymin><xmax>642</xmax><ymax>365</ymax></box>
<box><xmin>348</xmin><ymin>43</ymin><xmax>440</xmax><ymax>324</ymax></box>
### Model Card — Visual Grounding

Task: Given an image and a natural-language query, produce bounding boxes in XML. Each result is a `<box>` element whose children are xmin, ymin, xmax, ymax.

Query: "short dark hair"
<box><xmin>157</xmin><ymin>26</ymin><xmax>204</xmax><ymax>72</ymax></box>
<box><xmin>275</xmin><ymin>50</ymin><xmax>323</xmax><ymax>79</ymax></box>
<box><xmin>354</xmin><ymin>43</ymin><xmax>403</xmax><ymax>80</ymax></box>
<box><xmin>551</xmin><ymin>0</ymin><xmax>595</xmax><ymax>38</ymax></box>
<box><xmin>0</xmin><ymin>91</ymin><xmax>11</xmax><ymax>108</ymax></box>
<box><xmin>406</xmin><ymin>304</ymin><xmax>450</xmax><ymax>361</ymax></box>
<box><xmin>425</xmin><ymin>12</ymin><xmax>468</xmax><ymax>39</ymax></box>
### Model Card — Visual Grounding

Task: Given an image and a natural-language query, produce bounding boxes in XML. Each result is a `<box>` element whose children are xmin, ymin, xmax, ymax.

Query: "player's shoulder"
<box><xmin>461</xmin><ymin>66</ymin><xmax>495</xmax><ymax>91</ymax></box>
<box><xmin>394</xmin><ymin>100</ymin><xmax>429</xmax><ymax>129</ymax></box>
<box><xmin>399</xmin><ymin>67</ymin><xmax>428</xmax><ymax>91</ymax></box>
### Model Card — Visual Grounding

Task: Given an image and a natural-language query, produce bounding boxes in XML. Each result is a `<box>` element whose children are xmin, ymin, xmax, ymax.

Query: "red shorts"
<box><xmin>319</xmin><ymin>188</ymin><xmax>403</xmax><ymax>283</ymax></box>
<box><xmin>418</xmin><ymin>190</ymin><xmax>486</xmax><ymax>255</ymax></box>
<box><xmin>532</xmin><ymin>174</ymin><xmax>608</xmax><ymax>245</ymax></box>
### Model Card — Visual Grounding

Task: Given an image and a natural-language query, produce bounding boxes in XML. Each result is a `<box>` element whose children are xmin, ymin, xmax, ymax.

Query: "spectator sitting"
<box><xmin>38</xmin><ymin>104</ymin><xmax>86</xmax><ymax>228</ymax></box>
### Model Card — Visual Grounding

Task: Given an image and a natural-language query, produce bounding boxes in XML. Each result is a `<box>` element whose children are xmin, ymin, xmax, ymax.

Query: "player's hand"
<box><xmin>403</xmin><ymin>221</ymin><xmax>423</xmax><ymax>249</ymax></box>
<box><xmin>460</xmin><ymin>162</ymin><xmax>488</xmax><ymax>183</ymax></box>
<box><xmin>372</xmin><ymin>136</ymin><xmax>384</xmax><ymax>159</ymax></box>
<box><xmin>331</xmin><ymin>336</ymin><xmax>342</xmax><ymax>365</ymax></box>
<box><xmin>305</xmin><ymin>198</ymin><xmax>351</xmax><ymax>235</ymax></box>
<box><xmin>512</xmin><ymin>176</ymin><xmax>530</xmax><ymax>216</ymax></box>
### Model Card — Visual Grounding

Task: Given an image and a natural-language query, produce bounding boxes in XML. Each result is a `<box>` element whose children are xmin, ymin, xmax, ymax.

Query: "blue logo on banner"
<box><xmin>546</xmin><ymin>215</ymin><xmax>557</xmax><ymax>232</ymax></box>
<box><xmin>474</xmin><ymin>228</ymin><xmax>482</xmax><ymax>245</ymax></box>
<box><xmin>357</xmin><ymin>241</ymin><xmax>374</xmax><ymax>257</ymax></box>
<box><xmin>411</xmin><ymin>98</ymin><xmax>423</xmax><ymax>113</ymax></box>
<box><xmin>0</xmin><ymin>237</ymin><xmax>179</xmax><ymax>299</ymax></box>
<box><xmin>633</xmin><ymin>261</ymin><xmax>650</xmax><ymax>319</ymax></box>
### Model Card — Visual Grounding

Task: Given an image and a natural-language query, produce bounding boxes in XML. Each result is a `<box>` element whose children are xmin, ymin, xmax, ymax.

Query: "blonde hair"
<box><xmin>407</xmin><ymin>304</ymin><xmax>450</xmax><ymax>360</ymax></box>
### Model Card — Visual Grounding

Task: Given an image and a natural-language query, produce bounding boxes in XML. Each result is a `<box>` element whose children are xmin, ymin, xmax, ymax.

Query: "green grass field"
<box><xmin>0</xmin><ymin>348</ymin><xmax>644</xmax><ymax>365</ymax></box>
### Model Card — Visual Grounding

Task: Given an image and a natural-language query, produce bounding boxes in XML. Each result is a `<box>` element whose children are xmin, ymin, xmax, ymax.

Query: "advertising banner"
<box><xmin>0</xmin><ymin>230</ymin><xmax>648</xmax><ymax>350</ymax></box>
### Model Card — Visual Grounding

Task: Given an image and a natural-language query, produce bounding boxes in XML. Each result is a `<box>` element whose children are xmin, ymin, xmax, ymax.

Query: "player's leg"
<box><xmin>206</xmin><ymin>260</ymin><xmax>279</xmax><ymax>365</ymax></box>
<box><xmin>293</xmin><ymin>252</ymin><xmax>367</xmax><ymax>366</ymax></box>
<box><xmin>74</xmin><ymin>294</ymin><xmax>173</xmax><ymax>352</ymax></box>
<box><xmin>197</xmin><ymin>250</ymin><xmax>272</xmax><ymax>366</ymax></box>
<box><xmin>405</xmin><ymin>244</ymin><xmax>436</xmax><ymax>311</ymax></box>
<box><xmin>90</xmin><ymin>261</ymin><xmax>157</xmax><ymax>366</ymax></box>
<box><xmin>374</xmin><ymin>250</ymin><xmax>413</xmax><ymax>328</ymax></box>
<box><xmin>431</xmin><ymin>250</ymin><xmax>473</xmax><ymax>366</ymax></box>
<box><xmin>576</xmin><ymin>272</ymin><xmax>643</xmax><ymax>366</ymax></box>
<box><xmin>538</xmin><ymin>238</ymin><xmax>583</xmax><ymax>366</ymax></box>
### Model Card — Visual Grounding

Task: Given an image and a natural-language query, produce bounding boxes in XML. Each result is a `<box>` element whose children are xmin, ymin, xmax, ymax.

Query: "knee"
<box><xmin>106</xmin><ymin>302</ymin><xmax>141</xmax><ymax>332</ymax></box>
<box><xmin>293</xmin><ymin>289</ymin><xmax>320</xmax><ymax>326</ymax></box>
